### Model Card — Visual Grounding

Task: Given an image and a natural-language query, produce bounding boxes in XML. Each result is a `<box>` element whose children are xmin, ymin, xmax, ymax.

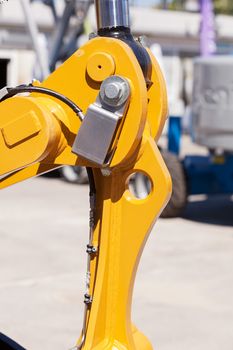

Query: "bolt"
<box><xmin>104</xmin><ymin>82</ymin><xmax>123</xmax><ymax>101</ymax></box>
<box><xmin>100</xmin><ymin>76</ymin><xmax>130</xmax><ymax>108</ymax></box>
<box><xmin>89</xmin><ymin>32</ymin><xmax>97</xmax><ymax>40</ymax></box>
<box><xmin>137</xmin><ymin>35</ymin><xmax>147</xmax><ymax>47</ymax></box>
<box><xmin>86</xmin><ymin>244</ymin><xmax>98</xmax><ymax>255</ymax></box>
<box><xmin>101</xmin><ymin>168</ymin><xmax>112</xmax><ymax>177</ymax></box>
<box><xmin>84</xmin><ymin>294</ymin><xmax>93</xmax><ymax>305</ymax></box>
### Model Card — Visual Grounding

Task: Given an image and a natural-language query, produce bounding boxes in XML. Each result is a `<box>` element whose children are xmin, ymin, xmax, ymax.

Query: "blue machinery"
<box><xmin>168</xmin><ymin>117</ymin><xmax>233</xmax><ymax>197</ymax></box>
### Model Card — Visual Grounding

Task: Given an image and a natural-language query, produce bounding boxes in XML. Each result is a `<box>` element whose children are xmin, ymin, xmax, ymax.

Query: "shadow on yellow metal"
<box><xmin>0</xmin><ymin>36</ymin><xmax>171</xmax><ymax>349</ymax></box>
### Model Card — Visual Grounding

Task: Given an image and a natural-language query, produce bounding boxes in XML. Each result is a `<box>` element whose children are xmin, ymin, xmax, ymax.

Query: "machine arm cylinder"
<box><xmin>95</xmin><ymin>0</ymin><xmax>130</xmax><ymax>30</ymax></box>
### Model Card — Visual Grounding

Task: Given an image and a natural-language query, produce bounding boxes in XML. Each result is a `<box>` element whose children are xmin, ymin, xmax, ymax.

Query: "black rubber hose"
<box><xmin>0</xmin><ymin>85</ymin><xmax>84</xmax><ymax>121</ymax></box>
<box><xmin>86</xmin><ymin>167</ymin><xmax>96</xmax><ymax>196</ymax></box>
<box><xmin>0</xmin><ymin>332</ymin><xmax>26</xmax><ymax>350</ymax></box>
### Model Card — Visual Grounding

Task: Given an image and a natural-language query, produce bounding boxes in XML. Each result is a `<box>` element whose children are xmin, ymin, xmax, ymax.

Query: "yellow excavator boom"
<box><xmin>0</xmin><ymin>1</ymin><xmax>171</xmax><ymax>349</ymax></box>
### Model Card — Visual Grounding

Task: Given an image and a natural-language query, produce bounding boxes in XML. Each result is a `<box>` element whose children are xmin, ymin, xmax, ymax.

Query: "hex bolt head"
<box><xmin>100</xmin><ymin>76</ymin><xmax>130</xmax><ymax>108</ymax></box>
<box><xmin>104</xmin><ymin>83</ymin><xmax>123</xmax><ymax>101</ymax></box>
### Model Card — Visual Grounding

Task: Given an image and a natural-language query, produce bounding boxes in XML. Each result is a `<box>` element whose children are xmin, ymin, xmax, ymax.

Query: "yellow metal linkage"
<box><xmin>0</xmin><ymin>37</ymin><xmax>171</xmax><ymax>349</ymax></box>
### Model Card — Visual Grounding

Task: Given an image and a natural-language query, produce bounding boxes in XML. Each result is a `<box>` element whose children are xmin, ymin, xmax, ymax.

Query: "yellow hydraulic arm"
<box><xmin>0</xmin><ymin>1</ymin><xmax>171</xmax><ymax>349</ymax></box>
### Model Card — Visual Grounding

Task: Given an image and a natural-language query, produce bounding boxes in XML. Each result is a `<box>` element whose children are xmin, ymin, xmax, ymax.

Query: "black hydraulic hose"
<box><xmin>0</xmin><ymin>332</ymin><xmax>26</xmax><ymax>350</ymax></box>
<box><xmin>0</xmin><ymin>85</ymin><xmax>84</xmax><ymax>121</ymax></box>
<box><xmin>86</xmin><ymin>167</ymin><xmax>96</xmax><ymax>196</ymax></box>
<box><xmin>0</xmin><ymin>84</ymin><xmax>96</xmax><ymax>197</ymax></box>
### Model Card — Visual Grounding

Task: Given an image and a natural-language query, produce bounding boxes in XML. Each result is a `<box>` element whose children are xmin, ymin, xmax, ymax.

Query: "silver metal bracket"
<box><xmin>72</xmin><ymin>75</ymin><xmax>130</xmax><ymax>166</ymax></box>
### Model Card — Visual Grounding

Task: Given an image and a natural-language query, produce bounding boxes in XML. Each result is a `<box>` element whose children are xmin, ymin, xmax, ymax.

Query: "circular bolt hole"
<box><xmin>98</xmin><ymin>65</ymin><xmax>102</xmax><ymax>69</ymax></box>
<box><xmin>127</xmin><ymin>172</ymin><xmax>152</xmax><ymax>199</ymax></box>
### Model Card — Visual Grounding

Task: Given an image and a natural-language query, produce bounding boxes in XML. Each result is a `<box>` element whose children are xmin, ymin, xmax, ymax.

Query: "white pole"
<box><xmin>20</xmin><ymin>0</ymin><xmax>50</xmax><ymax>79</ymax></box>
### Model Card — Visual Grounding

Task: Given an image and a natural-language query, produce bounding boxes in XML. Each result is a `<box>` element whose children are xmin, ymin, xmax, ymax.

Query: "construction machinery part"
<box><xmin>0</xmin><ymin>7</ymin><xmax>171</xmax><ymax>349</ymax></box>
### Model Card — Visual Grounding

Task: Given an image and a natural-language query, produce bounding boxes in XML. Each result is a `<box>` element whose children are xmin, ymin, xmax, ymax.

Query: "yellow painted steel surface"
<box><xmin>0</xmin><ymin>37</ymin><xmax>171</xmax><ymax>349</ymax></box>
<box><xmin>84</xmin><ymin>133</ymin><xmax>171</xmax><ymax>350</ymax></box>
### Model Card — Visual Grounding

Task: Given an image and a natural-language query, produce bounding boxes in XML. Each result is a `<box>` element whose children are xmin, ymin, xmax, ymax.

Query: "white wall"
<box><xmin>0</xmin><ymin>49</ymin><xmax>35</xmax><ymax>85</ymax></box>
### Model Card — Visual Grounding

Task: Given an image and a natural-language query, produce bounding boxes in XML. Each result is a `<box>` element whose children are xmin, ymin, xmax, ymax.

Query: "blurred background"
<box><xmin>0</xmin><ymin>1</ymin><xmax>233</xmax><ymax>349</ymax></box>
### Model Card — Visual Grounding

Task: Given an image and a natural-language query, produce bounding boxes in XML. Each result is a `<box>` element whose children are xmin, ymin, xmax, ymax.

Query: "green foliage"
<box><xmin>213</xmin><ymin>0</ymin><xmax>233</xmax><ymax>15</ymax></box>
<box><xmin>168</xmin><ymin>0</ymin><xmax>186</xmax><ymax>10</ymax></box>
<box><xmin>166</xmin><ymin>0</ymin><xmax>233</xmax><ymax>14</ymax></box>
<box><xmin>165</xmin><ymin>0</ymin><xmax>189</xmax><ymax>10</ymax></box>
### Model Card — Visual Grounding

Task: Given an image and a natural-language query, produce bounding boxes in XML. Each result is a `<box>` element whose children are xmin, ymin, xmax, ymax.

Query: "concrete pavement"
<box><xmin>0</xmin><ymin>177</ymin><xmax>232</xmax><ymax>350</ymax></box>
